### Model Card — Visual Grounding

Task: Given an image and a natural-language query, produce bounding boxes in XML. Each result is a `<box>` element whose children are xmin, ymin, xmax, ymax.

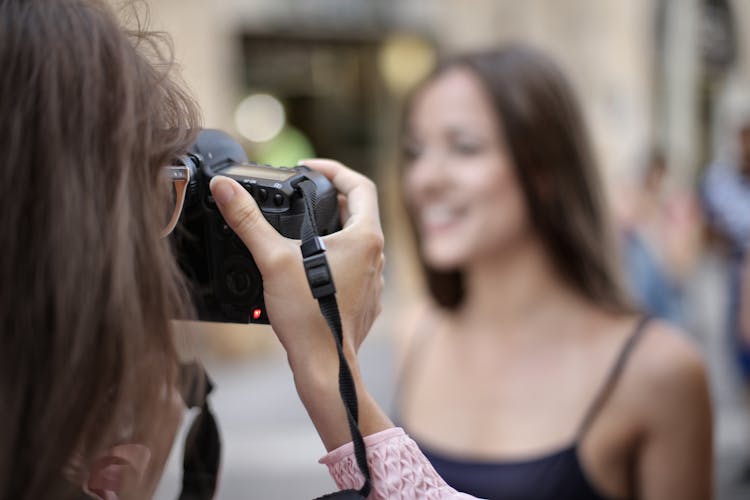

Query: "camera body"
<box><xmin>173</xmin><ymin>129</ymin><xmax>339</xmax><ymax>324</ymax></box>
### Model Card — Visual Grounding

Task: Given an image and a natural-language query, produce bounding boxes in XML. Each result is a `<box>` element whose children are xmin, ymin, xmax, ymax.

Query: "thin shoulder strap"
<box><xmin>576</xmin><ymin>315</ymin><xmax>652</xmax><ymax>439</ymax></box>
<box><xmin>393</xmin><ymin>306</ymin><xmax>438</xmax><ymax>417</ymax></box>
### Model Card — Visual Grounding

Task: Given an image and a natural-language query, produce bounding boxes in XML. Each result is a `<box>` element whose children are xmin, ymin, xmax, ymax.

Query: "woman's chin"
<box><xmin>422</xmin><ymin>247</ymin><xmax>468</xmax><ymax>272</ymax></box>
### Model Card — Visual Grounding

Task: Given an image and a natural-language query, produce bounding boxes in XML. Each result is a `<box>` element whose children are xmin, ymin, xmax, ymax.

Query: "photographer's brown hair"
<box><xmin>0</xmin><ymin>0</ymin><xmax>199</xmax><ymax>498</ymax></box>
<box><xmin>401</xmin><ymin>45</ymin><xmax>630</xmax><ymax>312</ymax></box>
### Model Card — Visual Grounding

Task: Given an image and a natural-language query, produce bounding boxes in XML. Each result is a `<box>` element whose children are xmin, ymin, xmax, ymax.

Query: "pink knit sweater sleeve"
<box><xmin>319</xmin><ymin>428</ymin><xmax>482</xmax><ymax>499</ymax></box>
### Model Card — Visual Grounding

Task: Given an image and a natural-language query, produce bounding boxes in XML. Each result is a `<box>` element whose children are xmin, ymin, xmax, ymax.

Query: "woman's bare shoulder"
<box><xmin>622</xmin><ymin>319</ymin><xmax>710</xmax><ymax>425</ymax></box>
<box><xmin>634</xmin><ymin>320</ymin><xmax>706</xmax><ymax>390</ymax></box>
<box><xmin>613</xmin><ymin>319</ymin><xmax>712</xmax><ymax>498</ymax></box>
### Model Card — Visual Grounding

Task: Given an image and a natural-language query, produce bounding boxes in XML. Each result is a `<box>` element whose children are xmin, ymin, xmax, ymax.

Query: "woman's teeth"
<box><xmin>422</xmin><ymin>205</ymin><xmax>462</xmax><ymax>228</ymax></box>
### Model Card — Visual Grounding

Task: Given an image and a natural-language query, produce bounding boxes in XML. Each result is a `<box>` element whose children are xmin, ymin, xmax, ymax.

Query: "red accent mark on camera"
<box><xmin>252</xmin><ymin>308</ymin><xmax>262</xmax><ymax>320</ymax></box>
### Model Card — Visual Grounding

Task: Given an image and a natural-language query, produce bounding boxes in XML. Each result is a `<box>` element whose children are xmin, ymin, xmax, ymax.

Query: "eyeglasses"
<box><xmin>161</xmin><ymin>165</ymin><xmax>190</xmax><ymax>237</ymax></box>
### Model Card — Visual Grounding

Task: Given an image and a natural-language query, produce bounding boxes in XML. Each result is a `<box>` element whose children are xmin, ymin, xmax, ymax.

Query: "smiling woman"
<box><xmin>402</xmin><ymin>67</ymin><xmax>528</xmax><ymax>273</ymax></box>
<box><xmin>394</xmin><ymin>45</ymin><xmax>712</xmax><ymax>500</ymax></box>
<box><xmin>400</xmin><ymin>46</ymin><xmax>624</xmax><ymax>311</ymax></box>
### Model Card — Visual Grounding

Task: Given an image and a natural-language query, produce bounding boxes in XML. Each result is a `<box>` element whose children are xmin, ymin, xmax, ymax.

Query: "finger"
<box><xmin>337</xmin><ymin>194</ymin><xmax>350</xmax><ymax>226</ymax></box>
<box><xmin>209</xmin><ymin>176</ymin><xmax>284</xmax><ymax>265</ymax></box>
<box><xmin>299</xmin><ymin>159</ymin><xmax>366</xmax><ymax>195</ymax></box>
<box><xmin>300</xmin><ymin>159</ymin><xmax>379</xmax><ymax>224</ymax></box>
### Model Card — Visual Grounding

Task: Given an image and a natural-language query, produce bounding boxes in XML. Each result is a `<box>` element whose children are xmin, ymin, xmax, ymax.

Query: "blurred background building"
<box><xmin>119</xmin><ymin>0</ymin><xmax>750</xmax><ymax>498</ymax></box>
<box><xmin>136</xmin><ymin>0</ymin><xmax>750</xmax><ymax>181</ymax></box>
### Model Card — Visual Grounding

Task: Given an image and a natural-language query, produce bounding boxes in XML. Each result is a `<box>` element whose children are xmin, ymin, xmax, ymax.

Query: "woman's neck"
<box><xmin>456</xmin><ymin>236</ymin><xmax>583</xmax><ymax>335</ymax></box>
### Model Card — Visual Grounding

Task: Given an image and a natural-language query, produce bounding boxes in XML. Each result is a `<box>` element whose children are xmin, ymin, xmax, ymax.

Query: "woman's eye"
<box><xmin>401</xmin><ymin>143</ymin><xmax>422</xmax><ymax>161</ymax></box>
<box><xmin>453</xmin><ymin>141</ymin><xmax>482</xmax><ymax>156</ymax></box>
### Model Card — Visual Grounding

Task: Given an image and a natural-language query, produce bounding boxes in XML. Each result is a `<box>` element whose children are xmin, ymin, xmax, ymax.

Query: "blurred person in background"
<box><xmin>701</xmin><ymin>117</ymin><xmax>750</xmax><ymax>486</ymax></box>
<box><xmin>394</xmin><ymin>45</ymin><xmax>712</xmax><ymax>500</ymax></box>
<box><xmin>619</xmin><ymin>150</ymin><xmax>703</xmax><ymax>326</ymax></box>
<box><xmin>701</xmin><ymin>119</ymin><xmax>750</xmax><ymax>380</ymax></box>
<box><xmin>743</xmin><ymin>257</ymin><xmax>750</xmax><ymax>356</ymax></box>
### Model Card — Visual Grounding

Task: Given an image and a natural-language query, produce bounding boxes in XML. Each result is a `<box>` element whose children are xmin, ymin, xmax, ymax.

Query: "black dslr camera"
<box><xmin>173</xmin><ymin>129</ymin><xmax>340</xmax><ymax>324</ymax></box>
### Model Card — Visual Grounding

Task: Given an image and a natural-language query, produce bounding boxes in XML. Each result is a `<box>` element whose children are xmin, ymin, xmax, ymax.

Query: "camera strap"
<box><xmin>297</xmin><ymin>179</ymin><xmax>372</xmax><ymax>499</ymax></box>
<box><xmin>178</xmin><ymin>362</ymin><xmax>221</xmax><ymax>500</ymax></box>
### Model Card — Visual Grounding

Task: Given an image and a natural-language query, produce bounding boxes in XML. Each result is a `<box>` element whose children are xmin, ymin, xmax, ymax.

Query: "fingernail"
<box><xmin>296</xmin><ymin>158</ymin><xmax>314</xmax><ymax>166</ymax></box>
<box><xmin>210</xmin><ymin>176</ymin><xmax>235</xmax><ymax>205</ymax></box>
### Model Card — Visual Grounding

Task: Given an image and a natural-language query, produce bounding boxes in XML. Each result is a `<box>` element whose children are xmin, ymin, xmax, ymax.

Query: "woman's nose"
<box><xmin>407</xmin><ymin>148</ymin><xmax>451</xmax><ymax>196</ymax></box>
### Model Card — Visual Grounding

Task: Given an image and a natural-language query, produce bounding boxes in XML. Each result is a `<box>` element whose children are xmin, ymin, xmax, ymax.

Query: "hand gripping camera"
<box><xmin>172</xmin><ymin>129</ymin><xmax>340</xmax><ymax>324</ymax></box>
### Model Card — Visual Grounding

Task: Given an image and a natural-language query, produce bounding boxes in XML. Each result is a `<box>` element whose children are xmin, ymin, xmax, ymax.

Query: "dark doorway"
<box><xmin>240</xmin><ymin>34</ymin><xmax>387</xmax><ymax>178</ymax></box>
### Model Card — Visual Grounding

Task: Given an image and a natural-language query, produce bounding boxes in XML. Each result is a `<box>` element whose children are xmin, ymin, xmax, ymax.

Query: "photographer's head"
<box><xmin>401</xmin><ymin>44</ymin><xmax>627</xmax><ymax>311</ymax></box>
<box><xmin>0</xmin><ymin>0</ymin><xmax>199</xmax><ymax>497</ymax></box>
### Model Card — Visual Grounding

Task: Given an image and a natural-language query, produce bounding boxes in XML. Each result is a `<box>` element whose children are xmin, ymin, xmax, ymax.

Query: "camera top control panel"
<box><xmin>219</xmin><ymin>163</ymin><xmax>297</xmax><ymax>211</ymax></box>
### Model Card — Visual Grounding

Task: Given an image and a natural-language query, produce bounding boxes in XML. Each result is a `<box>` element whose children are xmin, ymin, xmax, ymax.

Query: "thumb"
<box><xmin>209</xmin><ymin>176</ymin><xmax>282</xmax><ymax>262</ymax></box>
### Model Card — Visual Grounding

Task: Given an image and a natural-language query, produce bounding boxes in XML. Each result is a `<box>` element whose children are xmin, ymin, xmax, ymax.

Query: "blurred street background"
<box><xmin>121</xmin><ymin>0</ymin><xmax>750</xmax><ymax>498</ymax></box>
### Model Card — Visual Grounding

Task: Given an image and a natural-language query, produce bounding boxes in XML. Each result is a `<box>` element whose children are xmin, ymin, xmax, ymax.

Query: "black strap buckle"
<box><xmin>301</xmin><ymin>236</ymin><xmax>336</xmax><ymax>299</ymax></box>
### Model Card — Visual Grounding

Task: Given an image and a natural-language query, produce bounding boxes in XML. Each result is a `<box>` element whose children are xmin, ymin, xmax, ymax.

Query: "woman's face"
<box><xmin>403</xmin><ymin>67</ymin><xmax>529</xmax><ymax>271</ymax></box>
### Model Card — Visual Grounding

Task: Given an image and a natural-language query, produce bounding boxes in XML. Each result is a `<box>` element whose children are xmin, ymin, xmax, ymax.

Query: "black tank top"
<box><xmin>396</xmin><ymin>315</ymin><xmax>651</xmax><ymax>500</ymax></box>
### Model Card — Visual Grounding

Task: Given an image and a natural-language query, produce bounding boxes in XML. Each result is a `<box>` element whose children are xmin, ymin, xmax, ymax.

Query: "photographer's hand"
<box><xmin>209</xmin><ymin>161</ymin><xmax>392</xmax><ymax>450</ymax></box>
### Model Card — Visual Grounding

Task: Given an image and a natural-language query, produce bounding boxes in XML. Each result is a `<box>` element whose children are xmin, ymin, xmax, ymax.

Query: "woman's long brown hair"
<box><xmin>0</xmin><ymin>0</ymin><xmax>200</xmax><ymax>498</ymax></box>
<box><xmin>401</xmin><ymin>45</ymin><xmax>630</xmax><ymax>312</ymax></box>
